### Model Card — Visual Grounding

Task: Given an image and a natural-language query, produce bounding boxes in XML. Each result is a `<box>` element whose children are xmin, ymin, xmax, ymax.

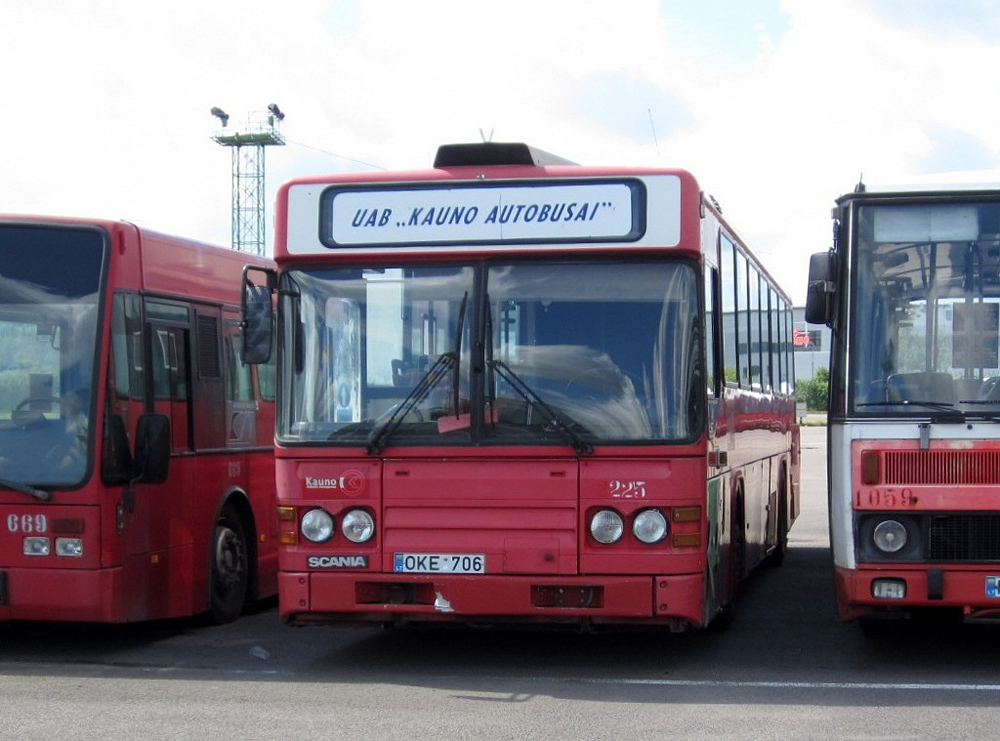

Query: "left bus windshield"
<box><xmin>279</xmin><ymin>260</ymin><xmax>702</xmax><ymax>446</ymax></box>
<box><xmin>0</xmin><ymin>226</ymin><xmax>104</xmax><ymax>486</ymax></box>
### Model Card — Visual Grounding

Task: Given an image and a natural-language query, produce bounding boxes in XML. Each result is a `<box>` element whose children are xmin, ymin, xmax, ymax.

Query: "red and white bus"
<box><xmin>243</xmin><ymin>142</ymin><xmax>799</xmax><ymax>630</ymax></box>
<box><xmin>0</xmin><ymin>215</ymin><xmax>277</xmax><ymax>623</ymax></box>
<box><xmin>807</xmin><ymin>180</ymin><xmax>1000</xmax><ymax>627</ymax></box>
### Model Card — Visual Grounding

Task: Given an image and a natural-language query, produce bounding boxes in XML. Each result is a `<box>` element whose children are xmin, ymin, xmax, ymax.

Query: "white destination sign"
<box><xmin>326</xmin><ymin>182</ymin><xmax>641</xmax><ymax>246</ymax></box>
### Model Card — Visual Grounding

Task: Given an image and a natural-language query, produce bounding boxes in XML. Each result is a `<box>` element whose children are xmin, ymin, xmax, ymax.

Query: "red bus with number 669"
<box><xmin>243</xmin><ymin>142</ymin><xmax>799</xmax><ymax>630</ymax></box>
<box><xmin>0</xmin><ymin>215</ymin><xmax>277</xmax><ymax>623</ymax></box>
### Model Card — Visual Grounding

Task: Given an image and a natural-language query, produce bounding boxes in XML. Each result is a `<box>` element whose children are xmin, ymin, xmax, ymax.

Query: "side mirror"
<box><xmin>134</xmin><ymin>413</ymin><xmax>170</xmax><ymax>484</ymax></box>
<box><xmin>805</xmin><ymin>251</ymin><xmax>836</xmax><ymax>326</ymax></box>
<box><xmin>241</xmin><ymin>266</ymin><xmax>276</xmax><ymax>365</ymax></box>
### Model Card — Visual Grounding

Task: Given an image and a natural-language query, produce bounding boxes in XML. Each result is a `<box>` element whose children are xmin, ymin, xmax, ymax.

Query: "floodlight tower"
<box><xmin>210</xmin><ymin>104</ymin><xmax>286</xmax><ymax>255</ymax></box>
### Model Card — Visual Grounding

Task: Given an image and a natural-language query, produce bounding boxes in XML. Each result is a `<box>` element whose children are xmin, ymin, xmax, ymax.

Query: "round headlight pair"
<box><xmin>590</xmin><ymin>508</ymin><xmax>668</xmax><ymax>545</ymax></box>
<box><xmin>300</xmin><ymin>508</ymin><xmax>375</xmax><ymax>543</ymax></box>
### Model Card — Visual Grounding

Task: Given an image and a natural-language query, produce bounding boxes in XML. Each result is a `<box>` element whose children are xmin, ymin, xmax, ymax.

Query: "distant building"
<box><xmin>793</xmin><ymin>306</ymin><xmax>830</xmax><ymax>383</ymax></box>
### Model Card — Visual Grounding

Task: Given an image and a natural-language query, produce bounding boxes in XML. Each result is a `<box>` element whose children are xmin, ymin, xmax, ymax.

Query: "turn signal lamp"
<box><xmin>277</xmin><ymin>506</ymin><xmax>297</xmax><ymax>545</ymax></box>
<box><xmin>672</xmin><ymin>507</ymin><xmax>701</xmax><ymax>523</ymax></box>
<box><xmin>861</xmin><ymin>450</ymin><xmax>880</xmax><ymax>485</ymax></box>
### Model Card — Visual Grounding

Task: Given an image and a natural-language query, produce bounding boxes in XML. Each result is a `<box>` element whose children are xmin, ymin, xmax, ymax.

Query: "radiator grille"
<box><xmin>927</xmin><ymin>515</ymin><xmax>1000</xmax><ymax>561</ymax></box>
<box><xmin>884</xmin><ymin>450</ymin><xmax>1000</xmax><ymax>485</ymax></box>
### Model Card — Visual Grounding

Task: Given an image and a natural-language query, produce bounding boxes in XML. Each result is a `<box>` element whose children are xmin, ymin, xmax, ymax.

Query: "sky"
<box><xmin>4</xmin><ymin>0</ymin><xmax>1000</xmax><ymax>303</ymax></box>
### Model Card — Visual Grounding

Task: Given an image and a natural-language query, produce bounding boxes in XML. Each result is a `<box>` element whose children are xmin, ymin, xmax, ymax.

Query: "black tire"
<box><xmin>209</xmin><ymin>505</ymin><xmax>249</xmax><ymax>624</ymax></box>
<box><xmin>713</xmin><ymin>489</ymin><xmax>746</xmax><ymax>631</ymax></box>
<box><xmin>766</xmin><ymin>473</ymin><xmax>789</xmax><ymax>567</ymax></box>
<box><xmin>733</xmin><ymin>490</ymin><xmax>747</xmax><ymax>585</ymax></box>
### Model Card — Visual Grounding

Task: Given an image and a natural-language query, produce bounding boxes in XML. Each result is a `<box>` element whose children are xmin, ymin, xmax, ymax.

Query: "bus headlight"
<box><xmin>23</xmin><ymin>537</ymin><xmax>50</xmax><ymax>556</ymax></box>
<box><xmin>633</xmin><ymin>509</ymin><xmax>669</xmax><ymax>544</ymax></box>
<box><xmin>590</xmin><ymin>509</ymin><xmax>624</xmax><ymax>544</ymax></box>
<box><xmin>301</xmin><ymin>509</ymin><xmax>335</xmax><ymax>543</ymax></box>
<box><xmin>341</xmin><ymin>509</ymin><xmax>375</xmax><ymax>543</ymax></box>
<box><xmin>55</xmin><ymin>537</ymin><xmax>84</xmax><ymax>557</ymax></box>
<box><xmin>872</xmin><ymin>519</ymin><xmax>907</xmax><ymax>553</ymax></box>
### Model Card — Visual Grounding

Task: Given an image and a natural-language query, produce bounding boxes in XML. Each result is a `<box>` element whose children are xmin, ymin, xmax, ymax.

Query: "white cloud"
<box><xmin>3</xmin><ymin>0</ymin><xmax>1000</xmax><ymax>301</ymax></box>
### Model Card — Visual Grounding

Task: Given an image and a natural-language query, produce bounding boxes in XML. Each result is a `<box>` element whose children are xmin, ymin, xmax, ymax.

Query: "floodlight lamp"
<box><xmin>210</xmin><ymin>107</ymin><xmax>230</xmax><ymax>126</ymax></box>
<box><xmin>267</xmin><ymin>103</ymin><xmax>285</xmax><ymax>121</ymax></box>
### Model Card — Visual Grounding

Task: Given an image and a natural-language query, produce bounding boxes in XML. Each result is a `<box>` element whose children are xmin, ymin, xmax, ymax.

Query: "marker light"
<box><xmin>872</xmin><ymin>519</ymin><xmax>907</xmax><ymax>553</ymax></box>
<box><xmin>341</xmin><ymin>509</ymin><xmax>375</xmax><ymax>543</ymax></box>
<box><xmin>590</xmin><ymin>510</ymin><xmax>624</xmax><ymax>544</ymax></box>
<box><xmin>301</xmin><ymin>509</ymin><xmax>335</xmax><ymax>543</ymax></box>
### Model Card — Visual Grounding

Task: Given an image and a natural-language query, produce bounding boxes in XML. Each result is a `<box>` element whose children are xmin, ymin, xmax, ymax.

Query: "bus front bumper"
<box><xmin>279</xmin><ymin>571</ymin><xmax>706</xmax><ymax>630</ymax></box>
<box><xmin>0</xmin><ymin>566</ymin><xmax>127</xmax><ymax>623</ymax></box>
<box><xmin>836</xmin><ymin>565</ymin><xmax>1000</xmax><ymax>622</ymax></box>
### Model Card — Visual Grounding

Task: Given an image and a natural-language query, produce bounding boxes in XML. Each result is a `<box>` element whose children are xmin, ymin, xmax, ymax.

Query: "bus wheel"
<box><xmin>765</xmin><ymin>473</ymin><xmax>789</xmax><ymax>567</ymax></box>
<box><xmin>733</xmin><ymin>490</ymin><xmax>747</xmax><ymax>585</ymax></box>
<box><xmin>210</xmin><ymin>505</ymin><xmax>249</xmax><ymax>623</ymax></box>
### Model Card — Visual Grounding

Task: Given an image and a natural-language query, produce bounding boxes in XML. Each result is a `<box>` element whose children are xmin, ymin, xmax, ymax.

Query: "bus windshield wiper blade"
<box><xmin>858</xmin><ymin>400</ymin><xmax>964</xmax><ymax>421</ymax></box>
<box><xmin>450</xmin><ymin>292</ymin><xmax>468</xmax><ymax>420</ymax></box>
<box><xmin>858</xmin><ymin>400</ymin><xmax>959</xmax><ymax>410</ymax></box>
<box><xmin>366</xmin><ymin>352</ymin><xmax>456</xmax><ymax>455</ymax></box>
<box><xmin>489</xmin><ymin>359</ymin><xmax>593</xmax><ymax>455</ymax></box>
<box><xmin>0</xmin><ymin>477</ymin><xmax>51</xmax><ymax>502</ymax></box>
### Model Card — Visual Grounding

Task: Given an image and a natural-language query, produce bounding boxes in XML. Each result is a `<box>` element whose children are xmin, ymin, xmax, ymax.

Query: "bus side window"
<box><xmin>720</xmin><ymin>234</ymin><xmax>739</xmax><ymax>385</ymax></box>
<box><xmin>705</xmin><ymin>267</ymin><xmax>719</xmax><ymax>398</ymax></box>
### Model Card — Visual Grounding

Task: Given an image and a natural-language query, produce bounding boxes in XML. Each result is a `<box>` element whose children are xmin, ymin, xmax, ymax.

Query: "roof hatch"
<box><xmin>433</xmin><ymin>142</ymin><xmax>576</xmax><ymax>168</ymax></box>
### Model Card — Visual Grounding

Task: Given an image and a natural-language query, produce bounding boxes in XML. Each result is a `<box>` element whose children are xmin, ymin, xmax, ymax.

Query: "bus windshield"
<box><xmin>279</xmin><ymin>260</ymin><xmax>702</xmax><ymax>446</ymax></box>
<box><xmin>0</xmin><ymin>226</ymin><xmax>104</xmax><ymax>487</ymax></box>
<box><xmin>850</xmin><ymin>200</ymin><xmax>1000</xmax><ymax>414</ymax></box>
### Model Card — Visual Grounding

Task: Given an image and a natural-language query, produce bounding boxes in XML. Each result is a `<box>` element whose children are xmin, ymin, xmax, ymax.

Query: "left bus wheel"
<box><xmin>210</xmin><ymin>505</ymin><xmax>249</xmax><ymax>623</ymax></box>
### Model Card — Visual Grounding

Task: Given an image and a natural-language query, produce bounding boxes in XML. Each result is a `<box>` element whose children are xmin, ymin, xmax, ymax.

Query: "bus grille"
<box><xmin>927</xmin><ymin>515</ymin><xmax>1000</xmax><ymax>561</ymax></box>
<box><xmin>884</xmin><ymin>450</ymin><xmax>1000</xmax><ymax>485</ymax></box>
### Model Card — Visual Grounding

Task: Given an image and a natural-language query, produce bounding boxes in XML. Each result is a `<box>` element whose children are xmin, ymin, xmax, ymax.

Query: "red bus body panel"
<box><xmin>837</xmin><ymin>437</ymin><xmax>1000</xmax><ymax>622</ymax></box>
<box><xmin>0</xmin><ymin>216</ymin><xmax>276</xmax><ymax>623</ymax></box>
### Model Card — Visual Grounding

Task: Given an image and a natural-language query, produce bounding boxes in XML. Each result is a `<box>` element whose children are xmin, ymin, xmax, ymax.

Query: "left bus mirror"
<box><xmin>805</xmin><ymin>251</ymin><xmax>836</xmax><ymax>327</ymax></box>
<box><xmin>133</xmin><ymin>413</ymin><xmax>170</xmax><ymax>484</ymax></box>
<box><xmin>241</xmin><ymin>266</ymin><xmax>276</xmax><ymax>365</ymax></box>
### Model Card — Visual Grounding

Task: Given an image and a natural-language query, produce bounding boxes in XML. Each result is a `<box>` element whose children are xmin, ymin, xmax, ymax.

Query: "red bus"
<box><xmin>807</xmin><ymin>181</ymin><xmax>1000</xmax><ymax>627</ymax></box>
<box><xmin>0</xmin><ymin>215</ymin><xmax>277</xmax><ymax>623</ymax></box>
<box><xmin>243</xmin><ymin>142</ymin><xmax>799</xmax><ymax>630</ymax></box>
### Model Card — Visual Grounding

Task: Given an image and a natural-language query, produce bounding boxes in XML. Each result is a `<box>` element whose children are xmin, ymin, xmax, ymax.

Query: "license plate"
<box><xmin>393</xmin><ymin>553</ymin><xmax>485</xmax><ymax>574</ymax></box>
<box><xmin>987</xmin><ymin>576</ymin><xmax>1000</xmax><ymax>598</ymax></box>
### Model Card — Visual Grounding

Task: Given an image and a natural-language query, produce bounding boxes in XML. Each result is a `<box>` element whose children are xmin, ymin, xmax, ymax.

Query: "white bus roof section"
<box><xmin>851</xmin><ymin>170</ymin><xmax>1000</xmax><ymax>196</ymax></box>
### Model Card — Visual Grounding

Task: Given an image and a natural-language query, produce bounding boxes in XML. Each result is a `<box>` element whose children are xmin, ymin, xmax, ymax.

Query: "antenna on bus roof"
<box><xmin>479</xmin><ymin>128</ymin><xmax>494</xmax><ymax>143</ymax></box>
<box><xmin>647</xmin><ymin>108</ymin><xmax>660</xmax><ymax>157</ymax></box>
<box><xmin>855</xmin><ymin>174</ymin><xmax>866</xmax><ymax>193</ymax></box>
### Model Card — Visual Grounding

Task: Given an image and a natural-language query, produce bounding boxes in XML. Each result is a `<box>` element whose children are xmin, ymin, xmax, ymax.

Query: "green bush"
<box><xmin>798</xmin><ymin>366</ymin><xmax>829</xmax><ymax>411</ymax></box>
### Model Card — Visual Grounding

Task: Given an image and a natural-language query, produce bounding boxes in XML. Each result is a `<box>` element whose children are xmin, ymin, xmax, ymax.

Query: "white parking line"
<box><xmin>575</xmin><ymin>677</ymin><xmax>1000</xmax><ymax>692</ymax></box>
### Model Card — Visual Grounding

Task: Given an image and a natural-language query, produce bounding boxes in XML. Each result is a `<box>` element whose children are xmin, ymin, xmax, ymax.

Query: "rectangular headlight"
<box><xmin>23</xmin><ymin>537</ymin><xmax>50</xmax><ymax>556</ymax></box>
<box><xmin>55</xmin><ymin>538</ymin><xmax>84</xmax><ymax>557</ymax></box>
<box><xmin>871</xmin><ymin>578</ymin><xmax>906</xmax><ymax>600</ymax></box>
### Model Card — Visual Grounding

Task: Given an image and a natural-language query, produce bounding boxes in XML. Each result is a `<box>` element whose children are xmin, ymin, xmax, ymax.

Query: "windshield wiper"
<box><xmin>857</xmin><ymin>400</ymin><xmax>965</xmax><ymax>422</ymax></box>
<box><xmin>366</xmin><ymin>352</ymin><xmax>456</xmax><ymax>455</ymax></box>
<box><xmin>449</xmin><ymin>292</ymin><xmax>468</xmax><ymax>422</ymax></box>
<box><xmin>0</xmin><ymin>477</ymin><xmax>51</xmax><ymax>502</ymax></box>
<box><xmin>489</xmin><ymin>359</ymin><xmax>594</xmax><ymax>455</ymax></box>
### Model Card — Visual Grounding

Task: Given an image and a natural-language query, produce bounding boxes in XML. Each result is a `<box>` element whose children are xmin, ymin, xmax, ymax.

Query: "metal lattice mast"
<box><xmin>210</xmin><ymin>105</ymin><xmax>286</xmax><ymax>255</ymax></box>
